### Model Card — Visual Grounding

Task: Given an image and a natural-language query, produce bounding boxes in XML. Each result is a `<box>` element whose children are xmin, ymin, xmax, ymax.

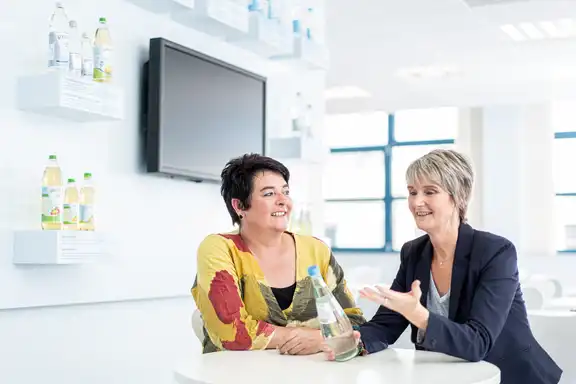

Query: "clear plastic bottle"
<box><xmin>290</xmin><ymin>92</ymin><xmax>304</xmax><ymax>135</ymax></box>
<box><xmin>304</xmin><ymin>7</ymin><xmax>315</xmax><ymax>41</ymax></box>
<box><xmin>79</xmin><ymin>172</ymin><xmax>95</xmax><ymax>231</ymax></box>
<box><xmin>302</xmin><ymin>103</ymin><xmax>313</xmax><ymax>138</ymax></box>
<box><xmin>41</xmin><ymin>154</ymin><xmax>63</xmax><ymax>230</ymax></box>
<box><xmin>93</xmin><ymin>17</ymin><xmax>113</xmax><ymax>82</ymax></box>
<box><xmin>81</xmin><ymin>33</ymin><xmax>94</xmax><ymax>79</ymax></box>
<box><xmin>62</xmin><ymin>178</ymin><xmax>79</xmax><ymax>230</ymax></box>
<box><xmin>68</xmin><ymin>20</ymin><xmax>81</xmax><ymax>77</ymax></box>
<box><xmin>48</xmin><ymin>2</ymin><xmax>70</xmax><ymax>69</ymax></box>
<box><xmin>308</xmin><ymin>265</ymin><xmax>358</xmax><ymax>362</ymax></box>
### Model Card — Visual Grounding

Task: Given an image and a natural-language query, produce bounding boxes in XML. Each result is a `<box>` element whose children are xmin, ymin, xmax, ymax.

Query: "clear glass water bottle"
<box><xmin>308</xmin><ymin>265</ymin><xmax>358</xmax><ymax>362</ymax></box>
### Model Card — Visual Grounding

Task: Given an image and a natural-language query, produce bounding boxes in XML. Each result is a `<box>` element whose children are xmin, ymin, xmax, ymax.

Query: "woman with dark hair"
<box><xmin>191</xmin><ymin>153</ymin><xmax>364</xmax><ymax>355</ymax></box>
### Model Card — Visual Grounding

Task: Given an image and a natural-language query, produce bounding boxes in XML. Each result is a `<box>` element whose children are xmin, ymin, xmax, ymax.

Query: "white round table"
<box><xmin>173</xmin><ymin>348</ymin><xmax>500</xmax><ymax>384</ymax></box>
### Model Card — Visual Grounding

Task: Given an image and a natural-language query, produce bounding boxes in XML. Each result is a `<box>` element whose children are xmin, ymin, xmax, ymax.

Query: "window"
<box><xmin>323</xmin><ymin>112</ymin><xmax>388</xmax><ymax>148</ymax></box>
<box><xmin>552</xmin><ymin>101</ymin><xmax>576</xmax><ymax>251</ymax></box>
<box><xmin>325</xmin><ymin>201</ymin><xmax>385</xmax><ymax>249</ymax></box>
<box><xmin>323</xmin><ymin>109</ymin><xmax>455</xmax><ymax>252</ymax></box>
<box><xmin>553</xmin><ymin>138</ymin><xmax>576</xmax><ymax>194</ymax></box>
<box><xmin>555</xmin><ymin>196</ymin><xmax>576</xmax><ymax>251</ymax></box>
<box><xmin>323</xmin><ymin>151</ymin><xmax>385</xmax><ymax>199</ymax></box>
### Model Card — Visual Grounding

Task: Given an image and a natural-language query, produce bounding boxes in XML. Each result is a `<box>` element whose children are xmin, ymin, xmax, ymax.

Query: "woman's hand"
<box><xmin>277</xmin><ymin>328</ymin><xmax>324</xmax><ymax>355</ymax></box>
<box><xmin>359</xmin><ymin>280</ymin><xmax>429</xmax><ymax>329</ymax></box>
<box><xmin>322</xmin><ymin>331</ymin><xmax>361</xmax><ymax>361</ymax></box>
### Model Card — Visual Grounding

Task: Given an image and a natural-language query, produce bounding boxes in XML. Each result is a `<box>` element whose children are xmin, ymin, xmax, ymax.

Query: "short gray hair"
<box><xmin>405</xmin><ymin>149</ymin><xmax>474</xmax><ymax>222</ymax></box>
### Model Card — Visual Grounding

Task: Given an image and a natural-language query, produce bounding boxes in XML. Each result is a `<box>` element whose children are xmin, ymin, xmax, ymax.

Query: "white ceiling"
<box><xmin>324</xmin><ymin>0</ymin><xmax>576</xmax><ymax>113</ymax></box>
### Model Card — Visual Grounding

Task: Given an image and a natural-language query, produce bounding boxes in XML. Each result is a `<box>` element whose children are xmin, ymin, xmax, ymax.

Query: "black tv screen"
<box><xmin>144</xmin><ymin>37</ymin><xmax>266</xmax><ymax>182</ymax></box>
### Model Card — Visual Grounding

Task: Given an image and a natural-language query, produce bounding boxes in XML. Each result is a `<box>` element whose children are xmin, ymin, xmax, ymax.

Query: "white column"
<box><xmin>456</xmin><ymin>108</ymin><xmax>484</xmax><ymax>228</ymax></box>
<box><xmin>519</xmin><ymin>104</ymin><xmax>556</xmax><ymax>257</ymax></box>
<box><xmin>457</xmin><ymin>103</ymin><xmax>556</xmax><ymax>257</ymax></box>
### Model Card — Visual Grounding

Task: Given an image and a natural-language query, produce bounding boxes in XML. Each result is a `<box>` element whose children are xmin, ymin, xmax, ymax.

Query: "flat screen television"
<box><xmin>142</xmin><ymin>37</ymin><xmax>267</xmax><ymax>183</ymax></box>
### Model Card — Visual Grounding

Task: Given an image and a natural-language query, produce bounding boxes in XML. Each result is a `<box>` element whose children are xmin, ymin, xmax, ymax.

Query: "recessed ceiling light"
<box><xmin>501</xmin><ymin>18</ymin><xmax>576</xmax><ymax>41</ymax></box>
<box><xmin>324</xmin><ymin>86</ymin><xmax>371</xmax><ymax>99</ymax></box>
<box><xmin>395</xmin><ymin>65</ymin><xmax>462</xmax><ymax>80</ymax></box>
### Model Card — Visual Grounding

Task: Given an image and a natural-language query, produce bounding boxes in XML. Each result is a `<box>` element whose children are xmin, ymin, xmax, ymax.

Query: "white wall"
<box><xmin>0</xmin><ymin>0</ymin><xmax>327</xmax><ymax>382</ymax></box>
<box><xmin>0</xmin><ymin>297</ymin><xmax>200</xmax><ymax>384</ymax></box>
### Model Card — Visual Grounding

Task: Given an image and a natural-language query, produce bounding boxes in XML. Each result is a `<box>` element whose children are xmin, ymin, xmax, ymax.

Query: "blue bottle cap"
<box><xmin>308</xmin><ymin>265</ymin><xmax>320</xmax><ymax>277</ymax></box>
<box><xmin>292</xmin><ymin>20</ymin><xmax>301</xmax><ymax>34</ymax></box>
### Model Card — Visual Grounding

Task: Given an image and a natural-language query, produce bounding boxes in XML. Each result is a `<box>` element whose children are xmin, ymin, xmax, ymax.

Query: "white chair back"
<box><xmin>521</xmin><ymin>286</ymin><xmax>545</xmax><ymax>310</ymax></box>
<box><xmin>191</xmin><ymin>309</ymin><xmax>204</xmax><ymax>343</ymax></box>
<box><xmin>528</xmin><ymin>310</ymin><xmax>576</xmax><ymax>383</ymax></box>
<box><xmin>523</xmin><ymin>274</ymin><xmax>563</xmax><ymax>300</ymax></box>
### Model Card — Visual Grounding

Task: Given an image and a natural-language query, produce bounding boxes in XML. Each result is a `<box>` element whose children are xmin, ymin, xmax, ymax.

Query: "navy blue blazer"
<box><xmin>358</xmin><ymin>223</ymin><xmax>562</xmax><ymax>384</ymax></box>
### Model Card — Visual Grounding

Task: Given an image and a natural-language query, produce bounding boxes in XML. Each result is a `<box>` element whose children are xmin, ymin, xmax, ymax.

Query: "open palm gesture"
<box><xmin>359</xmin><ymin>280</ymin><xmax>423</xmax><ymax>318</ymax></box>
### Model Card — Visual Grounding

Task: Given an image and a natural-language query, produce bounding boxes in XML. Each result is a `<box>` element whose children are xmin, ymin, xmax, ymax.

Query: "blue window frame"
<box><xmin>324</xmin><ymin>113</ymin><xmax>455</xmax><ymax>253</ymax></box>
<box><xmin>554</xmin><ymin>130</ymin><xmax>576</xmax><ymax>253</ymax></box>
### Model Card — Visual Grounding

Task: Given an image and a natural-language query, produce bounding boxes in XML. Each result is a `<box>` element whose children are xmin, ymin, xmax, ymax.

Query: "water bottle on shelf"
<box><xmin>62</xmin><ymin>178</ymin><xmax>79</xmax><ymax>231</ymax></box>
<box><xmin>41</xmin><ymin>154</ymin><xmax>63</xmax><ymax>230</ymax></box>
<box><xmin>79</xmin><ymin>172</ymin><xmax>95</xmax><ymax>231</ymax></box>
<box><xmin>308</xmin><ymin>265</ymin><xmax>358</xmax><ymax>362</ymax></box>
<box><xmin>48</xmin><ymin>2</ymin><xmax>70</xmax><ymax>69</ymax></box>
<box><xmin>80</xmin><ymin>32</ymin><xmax>94</xmax><ymax>79</ymax></box>
<box><xmin>93</xmin><ymin>17</ymin><xmax>113</xmax><ymax>82</ymax></box>
<box><xmin>68</xmin><ymin>20</ymin><xmax>81</xmax><ymax>77</ymax></box>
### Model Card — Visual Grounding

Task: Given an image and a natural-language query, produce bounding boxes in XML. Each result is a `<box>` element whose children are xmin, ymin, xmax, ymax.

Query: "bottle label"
<box><xmin>316</xmin><ymin>300</ymin><xmax>338</xmax><ymax>324</ymax></box>
<box><xmin>63</xmin><ymin>203</ymin><xmax>78</xmax><ymax>225</ymax></box>
<box><xmin>81</xmin><ymin>56</ymin><xmax>94</xmax><ymax>78</ymax></box>
<box><xmin>49</xmin><ymin>31</ymin><xmax>69</xmax><ymax>67</ymax></box>
<box><xmin>69</xmin><ymin>52</ymin><xmax>82</xmax><ymax>76</ymax></box>
<box><xmin>93</xmin><ymin>47</ymin><xmax>112</xmax><ymax>80</ymax></box>
<box><xmin>79</xmin><ymin>204</ymin><xmax>93</xmax><ymax>224</ymax></box>
<box><xmin>41</xmin><ymin>186</ymin><xmax>62</xmax><ymax>223</ymax></box>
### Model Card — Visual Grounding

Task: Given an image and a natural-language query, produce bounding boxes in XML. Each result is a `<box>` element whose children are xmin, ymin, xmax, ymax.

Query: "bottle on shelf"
<box><xmin>79</xmin><ymin>172</ymin><xmax>95</xmax><ymax>231</ymax></box>
<box><xmin>268</xmin><ymin>0</ymin><xmax>282</xmax><ymax>20</ymax></box>
<box><xmin>41</xmin><ymin>154</ymin><xmax>63</xmax><ymax>230</ymax></box>
<box><xmin>48</xmin><ymin>2</ymin><xmax>70</xmax><ymax>69</ymax></box>
<box><xmin>290</xmin><ymin>91</ymin><xmax>305</xmax><ymax>136</ymax></box>
<box><xmin>80</xmin><ymin>32</ymin><xmax>94</xmax><ymax>79</ymax></box>
<box><xmin>62</xmin><ymin>178</ymin><xmax>79</xmax><ymax>230</ymax></box>
<box><xmin>68</xmin><ymin>20</ymin><xmax>81</xmax><ymax>77</ymax></box>
<box><xmin>302</xmin><ymin>103</ymin><xmax>313</xmax><ymax>138</ymax></box>
<box><xmin>93</xmin><ymin>17</ymin><xmax>113</xmax><ymax>82</ymax></box>
<box><xmin>308</xmin><ymin>265</ymin><xmax>358</xmax><ymax>362</ymax></box>
<box><xmin>304</xmin><ymin>7</ymin><xmax>315</xmax><ymax>41</ymax></box>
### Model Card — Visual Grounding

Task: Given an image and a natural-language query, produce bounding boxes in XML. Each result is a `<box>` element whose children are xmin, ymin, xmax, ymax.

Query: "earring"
<box><xmin>238</xmin><ymin>213</ymin><xmax>243</xmax><ymax>219</ymax></box>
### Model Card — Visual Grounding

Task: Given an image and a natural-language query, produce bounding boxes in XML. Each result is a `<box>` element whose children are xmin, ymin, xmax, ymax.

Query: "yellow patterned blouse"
<box><xmin>191</xmin><ymin>231</ymin><xmax>365</xmax><ymax>353</ymax></box>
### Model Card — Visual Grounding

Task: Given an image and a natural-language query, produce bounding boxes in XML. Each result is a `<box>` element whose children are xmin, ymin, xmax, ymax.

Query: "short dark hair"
<box><xmin>221</xmin><ymin>153</ymin><xmax>290</xmax><ymax>225</ymax></box>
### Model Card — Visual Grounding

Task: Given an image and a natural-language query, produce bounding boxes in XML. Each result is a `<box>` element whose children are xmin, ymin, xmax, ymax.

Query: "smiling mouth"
<box><xmin>416</xmin><ymin>212</ymin><xmax>432</xmax><ymax>217</ymax></box>
<box><xmin>271</xmin><ymin>211</ymin><xmax>287</xmax><ymax>217</ymax></box>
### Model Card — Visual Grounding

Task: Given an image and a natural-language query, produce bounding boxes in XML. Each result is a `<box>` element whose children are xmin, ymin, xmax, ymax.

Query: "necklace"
<box><xmin>437</xmin><ymin>257</ymin><xmax>452</xmax><ymax>268</ymax></box>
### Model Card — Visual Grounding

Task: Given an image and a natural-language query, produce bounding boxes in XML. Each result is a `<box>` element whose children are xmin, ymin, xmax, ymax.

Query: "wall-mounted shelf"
<box><xmin>268</xmin><ymin>135</ymin><xmax>327</xmax><ymax>164</ymax></box>
<box><xmin>170</xmin><ymin>0</ymin><xmax>250</xmax><ymax>39</ymax></box>
<box><xmin>13</xmin><ymin>230</ymin><xmax>104</xmax><ymax>265</ymax></box>
<box><xmin>17</xmin><ymin>71</ymin><xmax>124</xmax><ymax>122</ymax></box>
<box><xmin>271</xmin><ymin>36</ymin><xmax>330</xmax><ymax>70</ymax></box>
<box><xmin>227</xmin><ymin>12</ymin><xmax>293</xmax><ymax>56</ymax></box>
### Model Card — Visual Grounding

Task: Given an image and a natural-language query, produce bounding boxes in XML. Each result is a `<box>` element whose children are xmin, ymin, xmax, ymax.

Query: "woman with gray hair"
<box><xmin>323</xmin><ymin>149</ymin><xmax>562</xmax><ymax>384</ymax></box>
